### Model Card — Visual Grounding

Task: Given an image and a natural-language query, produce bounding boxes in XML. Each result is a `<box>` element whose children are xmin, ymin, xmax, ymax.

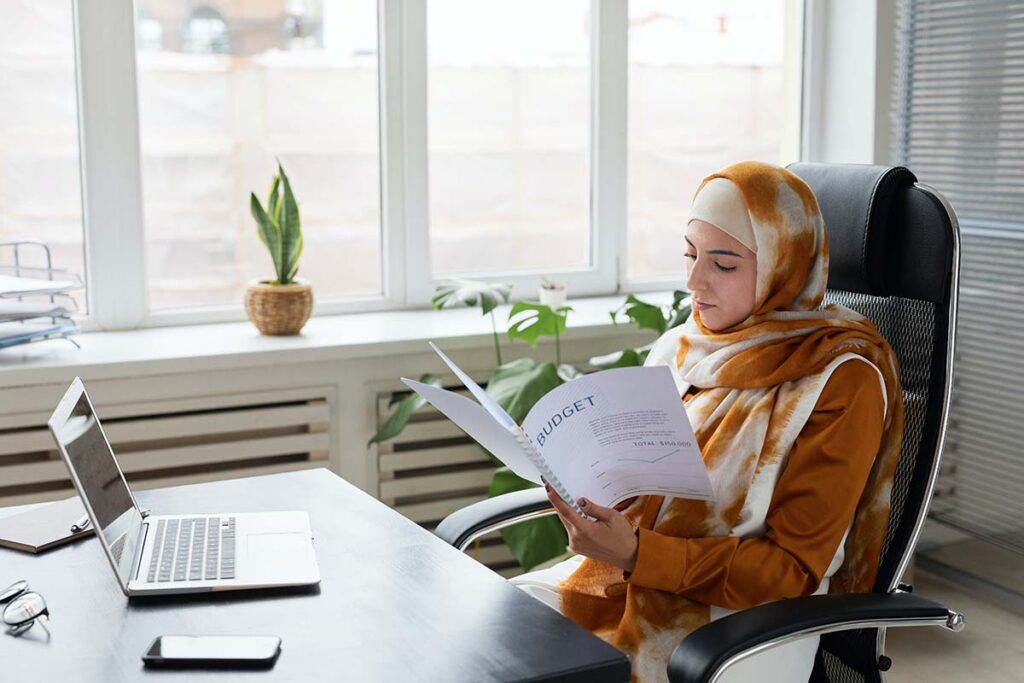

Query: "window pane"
<box><xmin>627</xmin><ymin>0</ymin><xmax>795</xmax><ymax>280</ymax></box>
<box><xmin>428</xmin><ymin>0</ymin><xmax>590</xmax><ymax>276</ymax></box>
<box><xmin>0</xmin><ymin>3</ymin><xmax>86</xmax><ymax>312</ymax></box>
<box><xmin>136</xmin><ymin>0</ymin><xmax>381</xmax><ymax>311</ymax></box>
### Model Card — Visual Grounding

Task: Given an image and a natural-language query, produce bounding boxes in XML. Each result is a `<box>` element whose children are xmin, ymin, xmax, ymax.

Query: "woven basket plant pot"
<box><xmin>245</xmin><ymin>279</ymin><xmax>313</xmax><ymax>335</ymax></box>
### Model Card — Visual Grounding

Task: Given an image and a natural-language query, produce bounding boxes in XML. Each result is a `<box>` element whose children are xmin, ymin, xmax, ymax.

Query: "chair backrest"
<box><xmin>787</xmin><ymin>163</ymin><xmax>959</xmax><ymax>682</ymax></box>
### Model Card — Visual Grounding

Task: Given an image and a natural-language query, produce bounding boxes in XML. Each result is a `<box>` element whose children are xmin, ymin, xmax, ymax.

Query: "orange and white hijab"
<box><xmin>557</xmin><ymin>162</ymin><xmax>904</xmax><ymax>681</ymax></box>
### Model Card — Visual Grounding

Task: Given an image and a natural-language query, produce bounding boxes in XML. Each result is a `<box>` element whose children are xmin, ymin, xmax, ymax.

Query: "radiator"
<box><xmin>375</xmin><ymin>386</ymin><xmax>527</xmax><ymax>578</ymax></box>
<box><xmin>0</xmin><ymin>386</ymin><xmax>332</xmax><ymax>508</ymax></box>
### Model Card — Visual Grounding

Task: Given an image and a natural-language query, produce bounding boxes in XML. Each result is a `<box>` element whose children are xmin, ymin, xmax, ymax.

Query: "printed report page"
<box><xmin>521</xmin><ymin>366</ymin><xmax>714</xmax><ymax>507</ymax></box>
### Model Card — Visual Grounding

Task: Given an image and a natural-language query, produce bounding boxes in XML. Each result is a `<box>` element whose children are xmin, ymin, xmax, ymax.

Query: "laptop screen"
<box><xmin>50</xmin><ymin>381</ymin><xmax>143</xmax><ymax>588</ymax></box>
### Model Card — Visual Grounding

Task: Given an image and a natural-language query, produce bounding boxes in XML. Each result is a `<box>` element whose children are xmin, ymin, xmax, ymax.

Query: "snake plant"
<box><xmin>250</xmin><ymin>162</ymin><xmax>304</xmax><ymax>285</ymax></box>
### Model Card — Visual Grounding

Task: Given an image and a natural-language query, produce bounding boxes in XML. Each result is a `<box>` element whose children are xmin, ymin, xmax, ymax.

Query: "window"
<box><xmin>135</xmin><ymin>0</ymin><xmax>381</xmax><ymax>312</ymax></box>
<box><xmin>625</xmin><ymin>0</ymin><xmax>800</xmax><ymax>282</ymax></box>
<box><xmin>53</xmin><ymin>2</ymin><xmax>802</xmax><ymax>329</ymax></box>
<box><xmin>0</xmin><ymin>3</ymin><xmax>86</xmax><ymax>312</ymax></box>
<box><xmin>427</xmin><ymin>0</ymin><xmax>591</xmax><ymax>276</ymax></box>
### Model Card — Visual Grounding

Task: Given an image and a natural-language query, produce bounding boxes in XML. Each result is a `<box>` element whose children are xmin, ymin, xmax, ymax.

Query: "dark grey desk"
<box><xmin>0</xmin><ymin>468</ymin><xmax>629</xmax><ymax>682</ymax></box>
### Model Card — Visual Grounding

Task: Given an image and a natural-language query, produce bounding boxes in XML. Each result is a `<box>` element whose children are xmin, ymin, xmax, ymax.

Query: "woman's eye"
<box><xmin>684</xmin><ymin>253</ymin><xmax>696</xmax><ymax>261</ymax></box>
<box><xmin>715</xmin><ymin>262</ymin><xmax>737</xmax><ymax>272</ymax></box>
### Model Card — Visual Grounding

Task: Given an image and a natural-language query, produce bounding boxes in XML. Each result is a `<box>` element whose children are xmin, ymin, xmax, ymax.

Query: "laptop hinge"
<box><xmin>130</xmin><ymin>519</ymin><xmax>150</xmax><ymax>583</ymax></box>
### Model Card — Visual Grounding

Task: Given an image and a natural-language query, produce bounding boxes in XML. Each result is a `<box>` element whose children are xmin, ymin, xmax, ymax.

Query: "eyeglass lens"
<box><xmin>4</xmin><ymin>592</ymin><xmax>47</xmax><ymax>627</ymax></box>
<box><xmin>0</xmin><ymin>580</ymin><xmax>28</xmax><ymax>604</ymax></box>
<box><xmin>1</xmin><ymin>581</ymin><xmax>49</xmax><ymax>636</ymax></box>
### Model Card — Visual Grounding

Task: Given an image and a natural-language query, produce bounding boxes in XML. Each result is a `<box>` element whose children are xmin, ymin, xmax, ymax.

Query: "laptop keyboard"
<box><xmin>146</xmin><ymin>517</ymin><xmax>236</xmax><ymax>583</ymax></box>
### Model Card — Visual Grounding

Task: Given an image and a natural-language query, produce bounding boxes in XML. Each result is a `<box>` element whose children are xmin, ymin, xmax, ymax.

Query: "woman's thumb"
<box><xmin>578</xmin><ymin>498</ymin><xmax>611</xmax><ymax>521</ymax></box>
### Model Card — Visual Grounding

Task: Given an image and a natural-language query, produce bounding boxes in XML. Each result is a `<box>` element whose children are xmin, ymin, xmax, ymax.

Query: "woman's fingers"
<box><xmin>542</xmin><ymin>489</ymin><xmax>636</xmax><ymax>569</ymax></box>
<box><xmin>545</xmin><ymin>485</ymin><xmax>584</xmax><ymax>531</ymax></box>
<box><xmin>577</xmin><ymin>498</ymin><xmax>614</xmax><ymax>522</ymax></box>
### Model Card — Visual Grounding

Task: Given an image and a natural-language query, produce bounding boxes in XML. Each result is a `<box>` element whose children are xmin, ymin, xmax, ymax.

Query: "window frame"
<box><xmin>69</xmin><ymin>0</ymin><xmax>804</xmax><ymax>332</ymax></box>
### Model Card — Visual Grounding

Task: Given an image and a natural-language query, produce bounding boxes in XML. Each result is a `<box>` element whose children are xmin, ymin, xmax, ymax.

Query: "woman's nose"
<box><xmin>686</xmin><ymin>258</ymin><xmax>707</xmax><ymax>291</ymax></box>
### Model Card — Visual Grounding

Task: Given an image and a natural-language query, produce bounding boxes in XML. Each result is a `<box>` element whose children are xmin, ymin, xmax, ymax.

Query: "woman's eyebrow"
<box><xmin>684</xmin><ymin>236</ymin><xmax>744</xmax><ymax>258</ymax></box>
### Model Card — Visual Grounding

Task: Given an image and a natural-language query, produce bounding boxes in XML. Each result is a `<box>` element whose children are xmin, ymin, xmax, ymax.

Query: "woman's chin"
<box><xmin>700</xmin><ymin>310</ymin><xmax>742</xmax><ymax>332</ymax></box>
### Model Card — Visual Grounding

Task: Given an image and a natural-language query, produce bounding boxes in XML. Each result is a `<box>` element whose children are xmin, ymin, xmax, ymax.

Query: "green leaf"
<box><xmin>432</xmin><ymin>279</ymin><xmax>513</xmax><ymax>316</ymax></box>
<box><xmin>588</xmin><ymin>347</ymin><xmax>644</xmax><ymax>369</ymax></box>
<box><xmin>488</xmin><ymin>467</ymin><xmax>567</xmax><ymax>571</ymax></box>
<box><xmin>278</xmin><ymin>163</ymin><xmax>302</xmax><ymax>285</ymax></box>
<box><xmin>611</xmin><ymin>295</ymin><xmax>668</xmax><ymax>334</ymax></box>
<box><xmin>286</xmin><ymin>230</ymin><xmax>304</xmax><ymax>282</ymax></box>
<box><xmin>557</xmin><ymin>363</ymin><xmax>584</xmax><ymax>382</ymax></box>
<box><xmin>368</xmin><ymin>373</ymin><xmax>442</xmax><ymax>445</ymax></box>
<box><xmin>667</xmin><ymin>290</ymin><xmax>692</xmax><ymax>329</ymax></box>
<box><xmin>506</xmin><ymin>302</ymin><xmax>572</xmax><ymax>348</ymax></box>
<box><xmin>667</xmin><ymin>302</ymin><xmax>691</xmax><ymax>330</ymax></box>
<box><xmin>267</xmin><ymin>173</ymin><xmax>281</xmax><ymax>227</ymax></box>
<box><xmin>250</xmin><ymin>192</ymin><xmax>282</xmax><ymax>276</ymax></box>
<box><xmin>485</xmin><ymin>358</ymin><xmax>562</xmax><ymax>424</ymax></box>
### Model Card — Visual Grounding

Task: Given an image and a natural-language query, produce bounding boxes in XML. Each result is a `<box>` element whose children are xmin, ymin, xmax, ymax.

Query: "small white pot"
<box><xmin>538</xmin><ymin>285</ymin><xmax>567</xmax><ymax>309</ymax></box>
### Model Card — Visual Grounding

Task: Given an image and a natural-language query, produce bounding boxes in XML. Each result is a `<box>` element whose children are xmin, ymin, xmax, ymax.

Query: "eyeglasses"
<box><xmin>1</xmin><ymin>580</ymin><xmax>50</xmax><ymax>637</ymax></box>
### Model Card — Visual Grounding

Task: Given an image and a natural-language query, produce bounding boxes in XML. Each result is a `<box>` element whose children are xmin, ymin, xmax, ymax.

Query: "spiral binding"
<box><xmin>512</xmin><ymin>426</ymin><xmax>584</xmax><ymax>517</ymax></box>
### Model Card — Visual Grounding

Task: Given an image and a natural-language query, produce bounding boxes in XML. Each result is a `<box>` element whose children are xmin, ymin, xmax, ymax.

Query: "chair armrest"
<box><xmin>668</xmin><ymin>591</ymin><xmax>964</xmax><ymax>683</ymax></box>
<box><xmin>435</xmin><ymin>487</ymin><xmax>555</xmax><ymax>551</ymax></box>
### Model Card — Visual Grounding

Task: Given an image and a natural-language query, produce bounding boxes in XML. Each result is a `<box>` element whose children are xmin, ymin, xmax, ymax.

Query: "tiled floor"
<box><xmin>885</xmin><ymin>570</ymin><xmax>1024</xmax><ymax>682</ymax></box>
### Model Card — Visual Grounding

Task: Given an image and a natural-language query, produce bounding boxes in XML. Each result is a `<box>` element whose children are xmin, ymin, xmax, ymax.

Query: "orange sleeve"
<box><xmin>625</xmin><ymin>359</ymin><xmax>885</xmax><ymax>610</ymax></box>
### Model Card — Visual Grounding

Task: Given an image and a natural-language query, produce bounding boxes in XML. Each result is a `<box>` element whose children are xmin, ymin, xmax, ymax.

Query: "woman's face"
<box><xmin>684</xmin><ymin>220</ymin><xmax>757</xmax><ymax>331</ymax></box>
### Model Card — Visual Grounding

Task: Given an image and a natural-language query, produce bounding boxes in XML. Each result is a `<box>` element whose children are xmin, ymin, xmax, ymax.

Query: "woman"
<box><xmin>510</xmin><ymin>161</ymin><xmax>903</xmax><ymax>683</ymax></box>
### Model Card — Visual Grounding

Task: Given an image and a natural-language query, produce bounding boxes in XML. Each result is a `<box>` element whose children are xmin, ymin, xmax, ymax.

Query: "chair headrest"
<box><xmin>787</xmin><ymin>162</ymin><xmax>953</xmax><ymax>303</ymax></box>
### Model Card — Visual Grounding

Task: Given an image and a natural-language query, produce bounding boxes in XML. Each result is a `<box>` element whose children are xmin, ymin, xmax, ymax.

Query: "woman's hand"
<box><xmin>544</xmin><ymin>482</ymin><xmax>638</xmax><ymax>572</ymax></box>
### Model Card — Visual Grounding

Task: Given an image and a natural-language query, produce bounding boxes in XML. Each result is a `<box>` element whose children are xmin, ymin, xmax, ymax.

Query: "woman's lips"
<box><xmin>694</xmin><ymin>301</ymin><xmax>716</xmax><ymax>311</ymax></box>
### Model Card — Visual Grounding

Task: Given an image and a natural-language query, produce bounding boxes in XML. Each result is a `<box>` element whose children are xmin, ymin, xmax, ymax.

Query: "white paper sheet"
<box><xmin>521</xmin><ymin>366</ymin><xmax>714</xmax><ymax>507</ymax></box>
<box><xmin>428</xmin><ymin>342</ymin><xmax>517</xmax><ymax>430</ymax></box>
<box><xmin>401</xmin><ymin>378</ymin><xmax>541</xmax><ymax>484</ymax></box>
<box><xmin>403</xmin><ymin>344</ymin><xmax>714</xmax><ymax>511</ymax></box>
<box><xmin>0</xmin><ymin>274</ymin><xmax>79</xmax><ymax>296</ymax></box>
<box><xmin>0</xmin><ymin>299</ymin><xmax>71</xmax><ymax>320</ymax></box>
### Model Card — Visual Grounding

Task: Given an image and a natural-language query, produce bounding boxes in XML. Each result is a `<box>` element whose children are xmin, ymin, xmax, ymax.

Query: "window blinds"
<box><xmin>893</xmin><ymin>0</ymin><xmax>1024</xmax><ymax>554</ymax></box>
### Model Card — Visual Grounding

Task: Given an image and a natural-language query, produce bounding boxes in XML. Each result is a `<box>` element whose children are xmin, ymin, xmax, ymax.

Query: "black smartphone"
<box><xmin>142</xmin><ymin>635</ymin><xmax>282</xmax><ymax>669</ymax></box>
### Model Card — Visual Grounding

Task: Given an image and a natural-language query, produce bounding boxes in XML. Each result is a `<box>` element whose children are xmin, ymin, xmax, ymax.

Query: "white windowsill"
<box><xmin>0</xmin><ymin>291</ymin><xmax>677</xmax><ymax>389</ymax></box>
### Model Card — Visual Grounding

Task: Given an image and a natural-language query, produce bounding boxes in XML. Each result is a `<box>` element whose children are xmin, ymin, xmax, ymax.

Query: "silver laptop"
<box><xmin>48</xmin><ymin>377</ymin><xmax>321</xmax><ymax>596</ymax></box>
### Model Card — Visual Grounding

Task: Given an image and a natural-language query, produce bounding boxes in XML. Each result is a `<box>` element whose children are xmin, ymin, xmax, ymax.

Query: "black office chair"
<box><xmin>435</xmin><ymin>163</ymin><xmax>964</xmax><ymax>682</ymax></box>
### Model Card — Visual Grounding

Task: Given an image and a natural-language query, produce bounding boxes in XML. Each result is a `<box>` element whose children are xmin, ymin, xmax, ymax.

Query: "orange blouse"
<box><xmin>625</xmin><ymin>359</ymin><xmax>886</xmax><ymax>610</ymax></box>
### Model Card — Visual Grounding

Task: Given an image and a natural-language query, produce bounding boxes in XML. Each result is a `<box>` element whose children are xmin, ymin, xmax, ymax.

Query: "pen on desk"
<box><xmin>70</xmin><ymin>514</ymin><xmax>91</xmax><ymax>533</ymax></box>
<box><xmin>69</xmin><ymin>507</ymin><xmax>148</xmax><ymax>533</ymax></box>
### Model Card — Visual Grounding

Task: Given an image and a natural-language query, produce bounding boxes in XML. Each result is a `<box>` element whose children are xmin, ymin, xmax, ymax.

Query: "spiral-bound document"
<box><xmin>401</xmin><ymin>344</ymin><xmax>714</xmax><ymax>516</ymax></box>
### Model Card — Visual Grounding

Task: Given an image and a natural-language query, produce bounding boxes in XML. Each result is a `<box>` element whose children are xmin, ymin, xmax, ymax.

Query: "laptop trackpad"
<box><xmin>247</xmin><ymin>532</ymin><xmax>308</xmax><ymax>573</ymax></box>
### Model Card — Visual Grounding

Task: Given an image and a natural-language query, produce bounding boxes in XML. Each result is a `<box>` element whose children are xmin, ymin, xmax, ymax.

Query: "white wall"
<box><xmin>804</xmin><ymin>0</ymin><xmax>895</xmax><ymax>165</ymax></box>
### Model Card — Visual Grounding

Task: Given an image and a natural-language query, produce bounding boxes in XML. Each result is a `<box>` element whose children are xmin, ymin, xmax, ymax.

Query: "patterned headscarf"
<box><xmin>558</xmin><ymin>161</ymin><xmax>904</xmax><ymax>682</ymax></box>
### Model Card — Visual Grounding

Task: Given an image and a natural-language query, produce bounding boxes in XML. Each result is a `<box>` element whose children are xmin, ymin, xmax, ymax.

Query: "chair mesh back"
<box><xmin>810</xmin><ymin>291</ymin><xmax>948</xmax><ymax>683</ymax></box>
<box><xmin>817</xmin><ymin>645</ymin><xmax>875</xmax><ymax>683</ymax></box>
<box><xmin>823</xmin><ymin>291</ymin><xmax>942</xmax><ymax>584</ymax></box>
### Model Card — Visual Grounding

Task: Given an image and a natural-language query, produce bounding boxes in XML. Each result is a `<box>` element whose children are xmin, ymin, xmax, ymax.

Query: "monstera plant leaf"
<box><xmin>485</xmin><ymin>357</ymin><xmax>562</xmax><ymax>424</ymax></box>
<box><xmin>596</xmin><ymin>291</ymin><xmax>692</xmax><ymax>370</ymax></box>
<box><xmin>506</xmin><ymin>302</ymin><xmax>572</xmax><ymax>348</ymax></box>
<box><xmin>556</xmin><ymin>363</ymin><xmax>584</xmax><ymax>382</ymax></box>
<box><xmin>367</xmin><ymin>373</ymin><xmax>442</xmax><ymax>446</ymax></box>
<box><xmin>488</xmin><ymin>467</ymin><xmax>568</xmax><ymax>571</ymax></box>
<box><xmin>667</xmin><ymin>290</ymin><xmax>692</xmax><ymax>329</ymax></box>
<box><xmin>610</xmin><ymin>295</ymin><xmax>668</xmax><ymax>334</ymax></box>
<box><xmin>432</xmin><ymin>279</ymin><xmax>512</xmax><ymax>316</ymax></box>
<box><xmin>588</xmin><ymin>345</ymin><xmax>650</xmax><ymax>370</ymax></box>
